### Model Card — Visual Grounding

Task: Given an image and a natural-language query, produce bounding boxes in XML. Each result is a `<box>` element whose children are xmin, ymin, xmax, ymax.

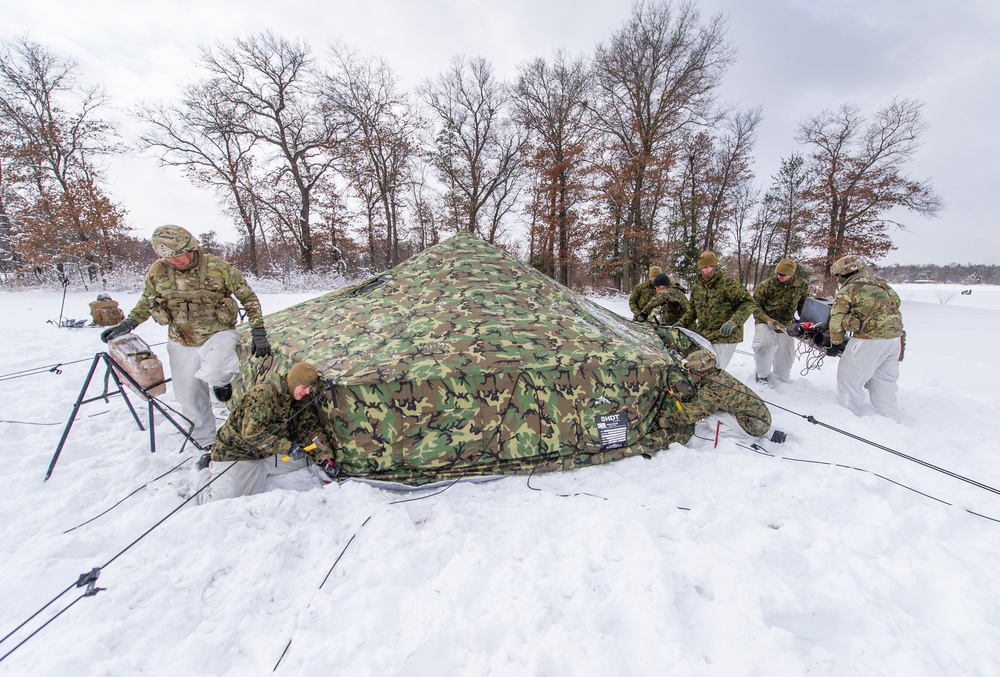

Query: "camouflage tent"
<box><xmin>233</xmin><ymin>233</ymin><xmax>688</xmax><ymax>485</ymax></box>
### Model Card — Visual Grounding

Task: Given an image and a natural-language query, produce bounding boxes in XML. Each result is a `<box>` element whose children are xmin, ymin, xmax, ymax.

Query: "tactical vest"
<box><xmin>146</xmin><ymin>254</ymin><xmax>238</xmax><ymax>329</ymax></box>
<box><xmin>89</xmin><ymin>299</ymin><xmax>125</xmax><ymax>326</ymax></box>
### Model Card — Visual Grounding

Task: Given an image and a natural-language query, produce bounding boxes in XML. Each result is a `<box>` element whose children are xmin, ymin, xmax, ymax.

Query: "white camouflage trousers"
<box><xmin>836</xmin><ymin>336</ymin><xmax>902</xmax><ymax>420</ymax></box>
<box><xmin>752</xmin><ymin>323</ymin><xmax>797</xmax><ymax>382</ymax></box>
<box><xmin>166</xmin><ymin>329</ymin><xmax>240</xmax><ymax>446</ymax></box>
<box><xmin>711</xmin><ymin>342</ymin><xmax>738</xmax><ymax>370</ymax></box>
<box><xmin>195</xmin><ymin>454</ymin><xmax>310</xmax><ymax>504</ymax></box>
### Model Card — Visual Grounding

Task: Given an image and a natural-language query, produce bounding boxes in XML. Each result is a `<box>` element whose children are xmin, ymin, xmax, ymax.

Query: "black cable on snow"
<box><xmin>739</xmin><ymin>442</ymin><xmax>1000</xmax><ymax>525</ymax></box>
<box><xmin>62</xmin><ymin>456</ymin><xmax>194</xmax><ymax>534</ymax></box>
<box><xmin>0</xmin><ymin>382</ymin><xmax>327</xmax><ymax>665</ymax></box>
<box><xmin>672</xmin><ymin>352</ymin><xmax>1000</xmax><ymax>501</ymax></box>
<box><xmin>761</xmin><ymin>397</ymin><xmax>1000</xmax><ymax>498</ymax></box>
<box><xmin>0</xmin><ymin>341</ymin><xmax>167</xmax><ymax>384</ymax></box>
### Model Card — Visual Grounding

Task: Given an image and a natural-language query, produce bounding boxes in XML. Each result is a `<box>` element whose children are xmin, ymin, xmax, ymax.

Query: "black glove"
<box><xmin>286</xmin><ymin>443</ymin><xmax>307</xmax><ymax>460</ymax></box>
<box><xmin>251</xmin><ymin>326</ymin><xmax>272</xmax><ymax>358</ymax></box>
<box><xmin>826</xmin><ymin>343</ymin><xmax>845</xmax><ymax>357</ymax></box>
<box><xmin>719</xmin><ymin>321</ymin><xmax>736</xmax><ymax>337</ymax></box>
<box><xmin>636</xmin><ymin>313</ymin><xmax>648</xmax><ymax>323</ymax></box>
<box><xmin>100</xmin><ymin>318</ymin><xmax>138</xmax><ymax>343</ymax></box>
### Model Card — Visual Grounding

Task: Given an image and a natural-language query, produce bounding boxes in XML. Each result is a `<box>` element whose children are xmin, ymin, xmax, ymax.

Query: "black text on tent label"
<box><xmin>596</xmin><ymin>412</ymin><xmax>628</xmax><ymax>450</ymax></box>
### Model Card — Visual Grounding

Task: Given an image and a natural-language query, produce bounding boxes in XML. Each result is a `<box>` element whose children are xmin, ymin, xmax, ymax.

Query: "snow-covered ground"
<box><xmin>1</xmin><ymin>285</ymin><xmax>999</xmax><ymax>676</ymax></box>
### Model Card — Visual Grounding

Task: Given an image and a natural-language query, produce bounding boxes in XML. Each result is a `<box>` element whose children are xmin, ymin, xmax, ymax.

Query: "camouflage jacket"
<box><xmin>659</xmin><ymin>368</ymin><xmax>772</xmax><ymax>439</ymax></box>
<box><xmin>677</xmin><ymin>271</ymin><xmax>757</xmax><ymax>344</ymax></box>
<box><xmin>829</xmin><ymin>272</ymin><xmax>903</xmax><ymax>342</ymax></box>
<box><xmin>211</xmin><ymin>377</ymin><xmax>331</xmax><ymax>463</ymax></box>
<box><xmin>629</xmin><ymin>281</ymin><xmax>658</xmax><ymax>317</ymax></box>
<box><xmin>641</xmin><ymin>284</ymin><xmax>689</xmax><ymax>325</ymax></box>
<box><xmin>752</xmin><ymin>275</ymin><xmax>810</xmax><ymax>326</ymax></box>
<box><xmin>127</xmin><ymin>251</ymin><xmax>264</xmax><ymax>347</ymax></box>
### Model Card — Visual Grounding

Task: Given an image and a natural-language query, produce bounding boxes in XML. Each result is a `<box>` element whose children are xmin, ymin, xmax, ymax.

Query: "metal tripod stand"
<box><xmin>44</xmin><ymin>351</ymin><xmax>206</xmax><ymax>480</ymax></box>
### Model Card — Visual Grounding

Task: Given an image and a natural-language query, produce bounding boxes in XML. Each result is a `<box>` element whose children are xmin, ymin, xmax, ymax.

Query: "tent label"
<box><xmin>596</xmin><ymin>412</ymin><xmax>628</xmax><ymax>450</ymax></box>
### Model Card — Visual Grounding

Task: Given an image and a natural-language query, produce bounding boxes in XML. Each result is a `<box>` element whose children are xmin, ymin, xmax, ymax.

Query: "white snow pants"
<box><xmin>752</xmin><ymin>323</ymin><xmax>796</xmax><ymax>382</ymax></box>
<box><xmin>166</xmin><ymin>329</ymin><xmax>240</xmax><ymax>446</ymax></box>
<box><xmin>836</xmin><ymin>336</ymin><xmax>902</xmax><ymax>420</ymax></box>
<box><xmin>196</xmin><ymin>454</ymin><xmax>310</xmax><ymax>504</ymax></box>
<box><xmin>711</xmin><ymin>342</ymin><xmax>738</xmax><ymax>370</ymax></box>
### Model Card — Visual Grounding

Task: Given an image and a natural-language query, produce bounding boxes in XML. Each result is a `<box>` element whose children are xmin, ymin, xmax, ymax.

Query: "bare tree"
<box><xmin>589</xmin><ymin>0</ymin><xmax>734</xmax><ymax>289</ymax></box>
<box><xmin>701</xmin><ymin>107</ymin><xmax>760</xmax><ymax>251</ymax></box>
<box><xmin>513</xmin><ymin>50</ymin><xmax>593</xmax><ymax>286</ymax></box>
<box><xmin>135</xmin><ymin>80</ymin><xmax>270</xmax><ymax>275</ymax></box>
<box><xmin>725</xmin><ymin>182</ymin><xmax>764</xmax><ymax>285</ymax></box>
<box><xmin>420</xmin><ymin>55</ymin><xmax>527</xmax><ymax>242</ymax></box>
<box><xmin>670</xmin><ymin>107</ymin><xmax>759</xmax><ymax>280</ymax></box>
<box><xmin>0</xmin><ymin>36</ymin><xmax>126</xmax><ymax>281</ymax></box>
<box><xmin>200</xmin><ymin>32</ymin><xmax>347</xmax><ymax>271</ymax></box>
<box><xmin>762</xmin><ymin>153</ymin><xmax>810</xmax><ymax>262</ymax></box>
<box><xmin>797</xmin><ymin>98</ymin><xmax>942</xmax><ymax>291</ymax></box>
<box><xmin>325</xmin><ymin>44</ymin><xmax>422</xmax><ymax>267</ymax></box>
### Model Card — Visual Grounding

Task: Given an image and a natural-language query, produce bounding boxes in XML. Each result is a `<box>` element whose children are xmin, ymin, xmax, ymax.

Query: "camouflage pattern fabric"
<box><xmin>127</xmin><ymin>250</ymin><xmax>265</xmax><ymax>347</ymax></box>
<box><xmin>231</xmin><ymin>233</ymin><xmax>694</xmax><ymax>486</ymax></box>
<box><xmin>658</xmin><ymin>367</ymin><xmax>772</xmax><ymax>439</ymax></box>
<box><xmin>829</xmin><ymin>272</ymin><xmax>904</xmax><ymax>343</ymax></box>
<box><xmin>151</xmin><ymin>224</ymin><xmax>199</xmax><ymax>258</ymax></box>
<box><xmin>752</xmin><ymin>275</ymin><xmax>810</xmax><ymax>326</ymax></box>
<box><xmin>628</xmin><ymin>280</ymin><xmax>657</xmax><ymax>317</ymax></box>
<box><xmin>212</xmin><ymin>373</ymin><xmax>331</xmax><ymax>463</ymax></box>
<box><xmin>677</xmin><ymin>270</ymin><xmax>757</xmax><ymax>343</ymax></box>
<box><xmin>641</xmin><ymin>284</ymin><xmax>689</xmax><ymax>325</ymax></box>
<box><xmin>653</xmin><ymin>326</ymin><xmax>710</xmax><ymax>359</ymax></box>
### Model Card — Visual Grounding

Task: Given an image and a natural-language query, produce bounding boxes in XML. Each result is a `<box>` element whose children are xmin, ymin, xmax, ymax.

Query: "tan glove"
<box><xmin>766</xmin><ymin>318</ymin><xmax>784</xmax><ymax>333</ymax></box>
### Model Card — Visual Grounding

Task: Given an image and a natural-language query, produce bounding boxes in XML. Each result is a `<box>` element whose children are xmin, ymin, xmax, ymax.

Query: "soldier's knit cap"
<box><xmin>653</xmin><ymin>273</ymin><xmax>671</xmax><ymax>287</ymax></box>
<box><xmin>697</xmin><ymin>251</ymin><xmax>719</xmax><ymax>268</ymax></box>
<box><xmin>647</xmin><ymin>265</ymin><xmax>662</xmax><ymax>281</ymax></box>
<box><xmin>286</xmin><ymin>362</ymin><xmax>320</xmax><ymax>392</ymax></box>
<box><xmin>775</xmin><ymin>259</ymin><xmax>797</xmax><ymax>276</ymax></box>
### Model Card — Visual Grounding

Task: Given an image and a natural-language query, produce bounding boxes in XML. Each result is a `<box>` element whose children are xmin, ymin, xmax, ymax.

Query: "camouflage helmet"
<box><xmin>151</xmin><ymin>225</ymin><xmax>199</xmax><ymax>258</ymax></box>
<box><xmin>682</xmin><ymin>349</ymin><xmax>717</xmax><ymax>374</ymax></box>
<box><xmin>830</xmin><ymin>254</ymin><xmax>867</xmax><ymax>277</ymax></box>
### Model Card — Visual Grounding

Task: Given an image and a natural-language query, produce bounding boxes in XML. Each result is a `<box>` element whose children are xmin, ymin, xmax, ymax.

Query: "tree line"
<box><xmin>0</xmin><ymin>0</ymin><xmax>942</xmax><ymax>293</ymax></box>
<box><xmin>879</xmin><ymin>264</ymin><xmax>1000</xmax><ymax>286</ymax></box>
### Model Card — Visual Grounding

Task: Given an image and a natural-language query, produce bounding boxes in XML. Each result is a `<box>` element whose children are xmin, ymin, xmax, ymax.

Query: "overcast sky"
<box><xmin>6</xmin><ymin>0</ymin><xmax>999</xmax><ymax>265</ymax></box>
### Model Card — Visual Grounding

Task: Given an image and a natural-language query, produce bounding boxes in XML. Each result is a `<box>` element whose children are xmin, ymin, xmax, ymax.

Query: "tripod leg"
<box><xmin>45</xmin><ymin>354</ymin><xmax>101</xmax><ymax>481</ymax></box>
<box><xmin>103</xmin><ymin>355</ymin><xmax>145</xmax><ymax>432</ymax></box>
<box><xmin>148</xmin><ymin>399</ymin><xmax>156</xmax><ymax>453</ymax></box>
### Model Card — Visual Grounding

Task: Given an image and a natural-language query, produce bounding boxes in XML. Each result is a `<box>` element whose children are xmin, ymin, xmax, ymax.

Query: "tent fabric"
<box><xmin>232</xmin><ymin>233</ymin><xmax>689</xmax><ymax>485</ymax></box>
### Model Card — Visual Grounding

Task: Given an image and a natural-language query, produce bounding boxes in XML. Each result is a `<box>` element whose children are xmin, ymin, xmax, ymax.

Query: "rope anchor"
<box><xmin>75</xmin><ymin>568</ymin><xmax>105</xmax><ymax>597</ymax></box>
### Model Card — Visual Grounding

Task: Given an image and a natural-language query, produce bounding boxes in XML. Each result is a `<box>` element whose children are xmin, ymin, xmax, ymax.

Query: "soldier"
<box><xmin>629</xmin><ymin>265</ymin><xmax>662</xmax><ymax>320</ymax></box>
<box><xmin>638</xmin><ymin>273</ymin><xmax>689</xmax><ymax>325</ymax></box>
<box><xmin>195</xmin><ymin>362</ymin><xmax>335</xmax><ymax>503</ymax></box>
<box><xmin>828</xmin><ymin>255</ymin><xmax>905</xmax><ymax>420</ymax></box>
<box><xmin>658</xmin><ymin>349</ymin><xmax>774</xmax><ymax>443</ymax></box>
<box><xmin>100</xmin><ymin>225</ymin><xmax>271</xmax><ymax>448</ymax></box>
<box><xmin>677</xmin><ymin>251</ymin><xmax>757</xmax><ymax>370</ymax></box>
<box><xmin>751</xmin><ymin>258</ymin><xmax>810</xmax><ymax>384</ymax></box>
<box><xmin>89</xmin><ymin>293</ymin><xmax>125</xmax><ymax>327</ymax></box>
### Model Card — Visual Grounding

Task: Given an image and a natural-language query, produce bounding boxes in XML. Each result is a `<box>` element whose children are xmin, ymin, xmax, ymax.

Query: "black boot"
<box><xmin>213</xmin><ymin>383</ymin><xmax>233</xmax><ymax>402</ymax></box>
